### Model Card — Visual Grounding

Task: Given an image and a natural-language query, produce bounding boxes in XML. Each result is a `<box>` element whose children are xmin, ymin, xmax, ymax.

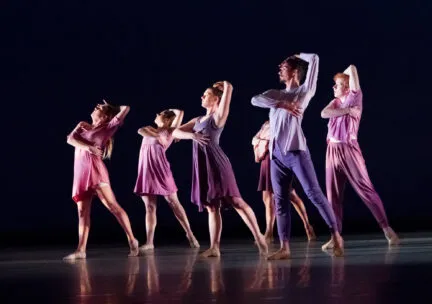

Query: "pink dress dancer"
<box><xmin>252</xmin><ymin>120</ymin><xmax>316</xmax><ymax>242</ymax></box>
<box><xmin>134</xmin><ymin>109</ymin><xmax>203</xmax><ymax>251</ymax></box>
<box><xmin>64</xmin><ymin>101</ymin><xmax>139</xmax><ymax>260</ymax></box>
<box><xmin>134</xmin><ymin>128</ymin><xmax>178</xmax><ymax>196</ymax></box>
<box><xmin>71</xmin><ymin>116</ymin><xmax>120</xmax><ymax>202</ymax></box>
<box><xmin>321</xmin><ymin>65</ymin><xmax>400</xmax><ymax>249</ymax></box>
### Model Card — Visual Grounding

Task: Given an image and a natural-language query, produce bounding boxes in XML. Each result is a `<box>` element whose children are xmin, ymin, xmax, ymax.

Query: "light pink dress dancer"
<box><xmin>64</xmin><ymin>100</ymin><xmax>139</xmax><ymax>260</ymax></box>
<box><xmin>321</xmin><ymin>65</ymin><xmax>400</xmax><ymax>249</ymax></box>
<box><xmin>134</xmin><ymin>109</ymin><xmax>207</xmax><ymax>251</ymax></box>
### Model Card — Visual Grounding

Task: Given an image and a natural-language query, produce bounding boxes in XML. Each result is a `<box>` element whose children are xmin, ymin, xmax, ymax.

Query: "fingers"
<box><xmin>194</xmin><ymin>134</ymin><xmax>210</xmax><ymax>146</ymax></box>
<box><xmin>291</xmin><ymin>108</ymin><xmax>303</xmax><ymax>117</ymax></box>
<box><xmin>90</xmin><ymin>147</ymin><xmax>103</xmax><ymax>156</ymax></box>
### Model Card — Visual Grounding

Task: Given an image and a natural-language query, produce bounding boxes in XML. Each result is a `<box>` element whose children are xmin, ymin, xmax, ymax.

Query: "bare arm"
<box><xmin>343</xmin><ymin>65</ymin><xmax>361</xmax><ymax>91</ymax></box>
<box><xmin>115</xmin><ymin>105</ymin><xmax>130</xmax><ymax>121</ymax></box>
<box><xmin>67</xmin><ymin>122</ymin><xmax>103</xmax><ymax>156</ymax></box>
<box><xmin>177</xmin><ymin>117</ymin><xmax>198</xmax><ymax>132</ymax></box>
<box><xmin>169</xmin><ymin>109</ymin><xmax>184</xmax><ymax>128</ymax></box>
<box><xmin>137</xmin><ymin>126</ymin><xmax>159</xmax><ymax>137</ymax></box>
<box><xmin>321</xmin><ymin>100</ymin><xmax>350</xmax><ymax>119</ymax></box>
<box><xmin>172</xmin><ymin>128</ymin><xmax>209</xmax><ymax>145</ymax></box>
<box><xmin>213</xmin><ymin>81</ymin><xmax>233</xmax><ymax>128</ymax></box>
<box><xmin>103</xmin><ymin>99</ymin><xmax>130</xmax><ymax>121</ymax></box>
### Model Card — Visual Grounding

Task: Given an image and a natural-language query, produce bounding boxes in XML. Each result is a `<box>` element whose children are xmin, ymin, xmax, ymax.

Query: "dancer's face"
<box><xmin>278</xmin><ymin>62</ymin><xmax>297</xmax><ymax>83</ymax></box>
<box><xmin>91</xmin><ymin>104</ymin><xmax>109</xmax><ymax>121</ymax></box>
<box><xmin>333</xmin><ymin>78</ymin><xmax>350</xmax><ymax>98</ymax></box>
<box><xmin>201</xmin><ymin>89</ymin><xmax>219</xmax><ymax>108</ymax></box>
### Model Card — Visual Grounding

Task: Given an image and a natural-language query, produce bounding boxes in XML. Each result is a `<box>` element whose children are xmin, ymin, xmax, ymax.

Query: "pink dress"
<box><xmin>134</xmin><ymin>128</ymin><xmax>178</xmax><ymax>196</ymax></box>
<box><xmin>67</xmin><ymin>116</ymin><xmax>124</xmax><ymax>202</ymax></box>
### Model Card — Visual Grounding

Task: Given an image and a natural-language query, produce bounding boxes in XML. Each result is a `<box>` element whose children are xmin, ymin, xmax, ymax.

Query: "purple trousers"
<box><xmin>326</xmin><ymin>142</ymin><xmax>389</xmax><ymax>232</ymax></box>
<box><xmin>271</xmin><ymin>145</ymin><xmax>338</xmax><ymax>241</ymax></box>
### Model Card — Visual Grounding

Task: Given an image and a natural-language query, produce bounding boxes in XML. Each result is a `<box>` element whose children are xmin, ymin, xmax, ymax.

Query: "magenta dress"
<box><xmin>68</xmin><ymin>116</ymin><xmax>124</xmax><ymax>202</ymax></box>
<box><xmin>134</xmin><ymin>128</ymin><xmax>178</xmax><ymax>196</ymax></box>
<box><xmin>191</xmin><ymin>115</ymin><xmax>241</xmax><ymax>211</ymax></box>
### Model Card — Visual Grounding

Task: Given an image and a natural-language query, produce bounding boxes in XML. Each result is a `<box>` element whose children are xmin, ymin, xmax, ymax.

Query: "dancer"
<box><xmin>134</xmin><ymin>109</ymin><xmax>206</xmax><ymax>251</ymax></box>
<box><xmin>177</xmin><ymin>81</ymin><xmax>268</xmax><ymax>257</ymax></box>
<box><xmin>252</xmin><ymin>120</ymin><xmax>316</xmax><ymax>243</ymax></box>
<box><xmin>251</xmin><ymin>53</ymin><xmax>344</xmax><ymax>259</ymax></box>
<box><xmin>65</xmin><ymin>100</ymin><xmax>139</xmax><ymax>260</ymax></box>
<box><xmin>321</xmin><ymin>65</ymin><xmax>399</xmax><ymax>248</ymax></box>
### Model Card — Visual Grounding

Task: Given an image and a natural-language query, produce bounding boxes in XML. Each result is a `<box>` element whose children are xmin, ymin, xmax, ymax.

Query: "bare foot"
<box><xmin>384</xmin><ymin>228</ymin><xmax>400</xmax><ymax>246</ymax></box>
<box><xmin>200</xmin><ymin>247</ymin><xmax>220</xmax><ymax>258</ymax></box>
<box><xmin>257</xmin><ymin>237</ymin><xmax>269</xmax><ymax>256</ymax></box>
<box><xmin>128</xmin><ymin>239</ymin><xmax>139</xmax><ymax>257</ymax></box>
<box><xmin>333</xmin><ymin>236</ymin><xmax>344</xmax><ymax>257</ymax></box>
<box><xmin>264</xmin><ymin>235</ymin><xmax>274</xmax><ymax>244</ymax></box>
<box><xmin>306</xmin><ymin>225</ymin><xmax>317</xmax><ymax>241</ymax></box>
<box><xmin>321</xmin><ymin>238</ymin><xmax>335</xmax><ymax>251</ymax></box>
<box><xmin>267</xmin><ymin>248</ymin><xmax>291</xmax><ymax>260</ymax></box>
<box><xmin>63</xmin><ymin>251</ymin><xmax>86</xmax><ymax>261</ymax></box>
<box><xmin>187</xmin><ymin>234</ymin><xmax>200</xmax><ymax>248</ymax></box>
<box><xmin>139</xmin><ymin>244</ymin><xmax>155</xmax><ymax>252</ymax></box>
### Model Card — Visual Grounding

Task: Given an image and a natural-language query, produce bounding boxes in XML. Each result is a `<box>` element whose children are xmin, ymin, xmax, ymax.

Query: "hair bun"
<box><xmin>212</xmin><ymin>81</ymin><xmax>224</xmax><ymax>92</ymax></box>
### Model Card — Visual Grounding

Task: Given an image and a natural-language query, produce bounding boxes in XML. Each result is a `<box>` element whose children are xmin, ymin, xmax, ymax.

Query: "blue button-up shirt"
<box><xmin>251</xmin><ymin>53</ymin><xmax>319</xmax><ymax>157</ymax></box>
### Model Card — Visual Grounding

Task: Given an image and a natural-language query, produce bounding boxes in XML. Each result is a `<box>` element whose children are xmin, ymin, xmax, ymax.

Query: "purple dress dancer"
<box><xmin>191</xmin><ymin>114</ymin><xmax>241</xmax><ymax>212</ymax></box>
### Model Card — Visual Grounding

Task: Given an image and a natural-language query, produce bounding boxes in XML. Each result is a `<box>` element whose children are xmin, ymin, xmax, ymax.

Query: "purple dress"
<box><xmin>191</xmin><ymin>115</ymin><xmax>241</xmax><ymax>211</ymax></box>
<box><xmin>134</xmin><ymin>129</ymin><xmax>178</xmax><ymax>196</ymax></box>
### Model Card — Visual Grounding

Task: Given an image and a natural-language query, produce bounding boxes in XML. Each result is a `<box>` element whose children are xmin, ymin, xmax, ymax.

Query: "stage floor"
<box><xmin>1</xmin><ymin>233</ymin><xmax>432</xmax><ymax>303</ymax></box>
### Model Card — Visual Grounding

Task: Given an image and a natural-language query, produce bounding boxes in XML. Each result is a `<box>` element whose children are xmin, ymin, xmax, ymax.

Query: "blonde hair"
<box><xmin>103</xmin><ymin>138</ymin><xmax>114</xmax><ymax>160</ymax></box>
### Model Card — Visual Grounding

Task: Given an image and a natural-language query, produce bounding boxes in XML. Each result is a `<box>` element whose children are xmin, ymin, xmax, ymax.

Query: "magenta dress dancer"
<box><xmin>65</xmin><ymin>102</ymin><xmax>138</xmax><ymax>260</ymax></box>
<box><xmin>191</xmin><ymin>114</ymin><xmax>241</xmax><ymax>211</ymax></box>
<box><xmin>134</xmin><ymin>129</ymin><xmax>177</xmax><ymax>196</ymax></box>
<box><xmin>71</xmin><ymin>116</ymin><xmax>123</xmax><ymax>202</ymax></box>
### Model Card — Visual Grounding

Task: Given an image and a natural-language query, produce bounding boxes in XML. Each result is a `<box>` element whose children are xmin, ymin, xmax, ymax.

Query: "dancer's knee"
<box><xmin>206</xmin><ymin>205</ymin><xmax>218</xmax><ymax>213</ymax></box>
<box><xmin>164</xmin><ymin>195</ymin><xmax>179</xmax><ymax>208</ymax></box>
<box><xmin>304</xmin><ymin>187</ymin><xmax>326</xmax><ymax>205</ymax></box>
<box><xmin>145</xmin><ymin>202</ymin><xmax>157</xmax><ymax>214</ymax></box>
<box><xmin>231</xmin><ymin>197</ymin><xmax>249</xmax><ymax>209</ymax></box>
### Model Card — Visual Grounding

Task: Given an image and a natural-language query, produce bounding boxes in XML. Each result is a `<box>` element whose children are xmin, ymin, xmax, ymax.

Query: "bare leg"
<box><xmin>231</xmin><ymin>197</ymin><xmax>268</xmax><ymax>256</ymax></box>
<box><xmin>262</xmin><ymin>191</ymin><xmax>275</xmax><ymax>243</ymax></box>
<box><xmin>146</xmin><ymin>253</ymin><xmax>160</xmax><ymax>295</ymax></box>
<box><xmin>289</xmin><ymin>189</ymin><xmax>316</xmax><ymax>241</ymax></box>
<box><xmin>96</xmin><ymin>186</ymin><xmax>139</xmax><ymax>257</ymax></box>
<box><xmin>201</xmin><ymin>205</ymin><xmax>222</xmax><ymax>258</ymax></box>
<box><xmin>140</xmin><ymin>195</ymin><xmax>157</xmax><ymax>251</ymax></box>
<box><xmin>63</xmin><ymin>198</ymin><xmax>92</xmax><ymax>260</ymax></box>
<box><xmin>164</xmin><ymin>193</ymin><xmax>199</xmax><ymax>248</ymax></box>
<box><xmin>125</xmin><ymin>257</ymin><xmax>140</xmax><ymax>295</ymax></box>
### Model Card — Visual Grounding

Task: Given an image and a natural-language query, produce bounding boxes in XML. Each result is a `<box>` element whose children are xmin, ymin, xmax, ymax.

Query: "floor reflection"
<box><xmin>2</xmin><ymin>234</ymin><xmax>431</xmax><ymax>303</ymax></box>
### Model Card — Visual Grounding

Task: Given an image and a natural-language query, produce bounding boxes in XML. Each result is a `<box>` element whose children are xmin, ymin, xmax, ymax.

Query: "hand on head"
<box><xmin>213</xmin><ymin>81</ymin><xmax>224</xmax><ymax>91</ymax></box>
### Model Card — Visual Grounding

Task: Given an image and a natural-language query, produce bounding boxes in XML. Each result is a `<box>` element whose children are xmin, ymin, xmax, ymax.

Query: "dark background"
<box><xmin>1</xmin><ymin>1</ymin><xmax>431</xmax><ymax>248</ymax></box>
